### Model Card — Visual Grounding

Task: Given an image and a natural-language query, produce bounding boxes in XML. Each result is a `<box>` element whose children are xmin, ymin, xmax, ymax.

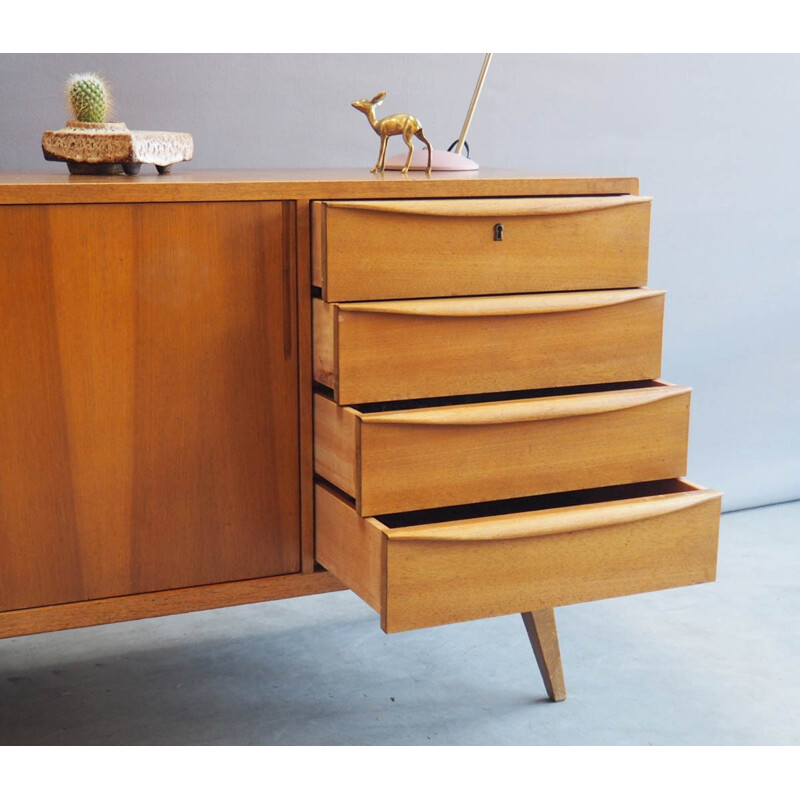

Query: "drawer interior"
<box><xmin>373</xmin><ymin>478</ymin><xmax>702</xmax><ymax>530</ymax></box>
<box><xmin>342</xmin><ymin>379</ymin><xmax>667</xmax><ymax>414</ymax></box>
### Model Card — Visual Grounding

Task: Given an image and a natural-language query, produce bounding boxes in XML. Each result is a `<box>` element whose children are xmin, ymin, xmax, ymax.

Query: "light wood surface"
<box><xmin>522</xmin><ymin>609</ymin><xmax>567</xmax><ymax>702</ymax></box>
<box><xmin>313</xmin><ymin>297</ymin><xmax>337</xmax><ymax>390</ymax></box>
<box><xmin>314</xmin><ymin>383</ymin><xmax>691</xmax><ymax>515</ymax></box>
<box><xmin>314</xmin><ymin>290</ymin><xmax>665</xmax><ymax>405</ymax></box>
<box><xmin>0</xmin><ymin>201</ymin><xmax>300</xmax><ymax>612</ymax></box>
<box><xmin>333</xmin><ymin>289</ymin><xmax>664</xmax><ymax>316</ymax></box>
<box><xmin>0</xmin><ymin>205</ymin><xmax>86</xmax><ymax>610</ymax></box>
<box><xmin>322</xmin><ymin>196</ymin><xmax>650</xmax><ymax>217</ymax></box>
<box><xmin>0</xmin><ymin>170</ymin><xmax>639</xmax><ymax>205</ymax></box>
<box><xmin>0</xmin><ymin>571</ymin><xmax>344</xmax><ymax>640</ymax></box>
<box><xmin>315</xmin><ymin>480</ymin><xmax>721</xmax><ymax>633</ymax></box>
<box><xmin>314</xmin><ymin>196</ymin><xmax>651</xmax><ymax>301</ymax></box>
<box><xmin>315</xmin><ymin>483</ymin><xmax>383</xmax><ymax>612</ymax></box>
<box><xmin>314</xmin><ymin>394</ymin><xmax>359</xmax><ymax>499</ymax></box>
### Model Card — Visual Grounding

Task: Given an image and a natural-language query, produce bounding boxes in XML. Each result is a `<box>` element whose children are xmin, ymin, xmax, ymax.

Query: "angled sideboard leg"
<box><xmin>522</xmin><ymin>609</ymin><xmax>567</xmax><ymax>702</ymax></box>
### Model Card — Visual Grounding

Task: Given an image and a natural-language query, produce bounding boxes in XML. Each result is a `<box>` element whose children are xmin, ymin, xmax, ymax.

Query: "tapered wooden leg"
<box><xmin>522</xmin><ymin>609</ymin><xmax>567</xmax><ymax>702</ymax></box>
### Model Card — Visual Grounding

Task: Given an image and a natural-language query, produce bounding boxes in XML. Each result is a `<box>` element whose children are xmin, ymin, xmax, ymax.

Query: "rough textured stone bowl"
<box><xmin>42</xmin><ymin>121</ymin><xmax>194</xmax><ymax>175</ymax></box>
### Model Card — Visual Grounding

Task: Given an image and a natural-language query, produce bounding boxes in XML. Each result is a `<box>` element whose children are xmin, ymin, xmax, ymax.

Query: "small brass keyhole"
<box><xmin>494</xmin><ymin>223</ymin><xmax>504</xmax><ymax>242</ymax></box>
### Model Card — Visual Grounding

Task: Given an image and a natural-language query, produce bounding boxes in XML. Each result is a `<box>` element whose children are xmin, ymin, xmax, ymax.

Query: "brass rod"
<box><xmin>455</xmin><ymin>53</ymin><xmax>493</xmax><ymax>155</ymax></box>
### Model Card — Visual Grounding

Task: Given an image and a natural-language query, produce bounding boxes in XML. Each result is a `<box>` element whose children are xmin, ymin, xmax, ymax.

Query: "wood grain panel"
<box><xmin>49</xmin><ymin>204</ymin><xmax>137</xmax><ymax>597</ymax></box>
<box><xmin>315</xmin><ymin>290</ymin><xmax>665</xmax><ymax>405</ymax></box>
<box><xmin>0</xmin><ymin>202</ymin><xmax>301</xmax><ymax>611</ymax></box>
<box><xmin>0</xmin><ymin>206</ymin><xmax>86</xmax><ymax>611</ymax></box>
<box><xmin>315</xmin><ymin>196</ymin><xmax>651</xmax><ymax>301</ymax></box>
<box><xmin>127</xmin><ymin>202</ymin><xmax>300</xmax><ymax>593</ymax></box>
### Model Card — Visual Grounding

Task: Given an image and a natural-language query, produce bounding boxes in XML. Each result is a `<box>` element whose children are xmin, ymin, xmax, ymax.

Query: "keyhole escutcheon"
<box><xmin>494</xmin><ymin>223</ymin><xmax>504</xmax><ymax>241</ymax></box>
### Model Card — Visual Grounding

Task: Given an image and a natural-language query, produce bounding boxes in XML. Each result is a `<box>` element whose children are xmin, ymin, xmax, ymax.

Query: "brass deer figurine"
<box><xmin>352</xmin><ymin>92</ymin><xmax>433</xmax><ymax>176</ymax></box>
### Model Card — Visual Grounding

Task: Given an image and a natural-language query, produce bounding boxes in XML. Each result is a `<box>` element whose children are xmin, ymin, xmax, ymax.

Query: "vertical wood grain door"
<box><xmin>0</xmin><ymin>201</ymin><xmax>300</xmax><ymax>611</ymax></box>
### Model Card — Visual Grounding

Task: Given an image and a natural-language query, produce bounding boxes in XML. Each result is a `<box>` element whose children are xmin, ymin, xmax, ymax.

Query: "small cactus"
<box><xmin>66</xmin><ymin>73</ymin><xmax>112</xmax><ymax>123</ymax></box>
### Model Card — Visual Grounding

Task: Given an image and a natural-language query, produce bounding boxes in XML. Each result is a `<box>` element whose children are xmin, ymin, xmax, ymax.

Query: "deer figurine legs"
<box><xmin>368</xmin><ymin>128</ymin><xmax>434</xmax><ymax>175</ymax></box>
<box><xmin>401</xmin><ymin>130</ymin><xmax>416</xmax><ymax>174</ymax></box>
<box><xmin>400</xmin><ymin>129</ymin><xmax>433</xmax><ymax>175</ymax></box>
<box><xmin>371</xmin><ymin>135</ymin><xmax>390</xmax><ymax>173</ymax></box>
<box><xmin>416</xmin><ymin>129</ymin><xmax>433</xmax><ymax>175</ymax></box>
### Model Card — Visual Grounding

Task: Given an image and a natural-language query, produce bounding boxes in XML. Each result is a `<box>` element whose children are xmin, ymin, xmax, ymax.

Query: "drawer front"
<box><xmin>316</xmin><ymin>480</ymin><xmax>721</xmax><ymax>633</ymax></box>
<box><xmin>313</xmin><ymin>290</ymin><xmax>665</xmax><ymax>405</ymax></box>
<box><xmin>312</xmin><ymin>196</ymin><xmax>652</xmax><ymax>301</ymax></box>
<box><xmin>314</xmin><ymin>383</ymin><xmax>691</xmax><ymax>516</ymax></box>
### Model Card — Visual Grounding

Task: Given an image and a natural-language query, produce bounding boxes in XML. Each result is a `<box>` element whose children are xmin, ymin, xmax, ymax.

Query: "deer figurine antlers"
<box><xmin>352</xmin><ymin>92</ymin><xmax>433</xmax><ymax>176</ymax></box>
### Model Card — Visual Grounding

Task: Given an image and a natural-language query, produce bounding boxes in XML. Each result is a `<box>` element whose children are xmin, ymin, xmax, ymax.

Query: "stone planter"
<box><xmin>42</xmin><ymin>121</ymin><xmax>194</xmax><ymax>175</ymax></box>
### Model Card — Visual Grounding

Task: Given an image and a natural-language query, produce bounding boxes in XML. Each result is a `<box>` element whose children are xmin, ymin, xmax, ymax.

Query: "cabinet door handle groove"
<box><xmin>282</xmin><ymin>200</ymin><xmax>295</xmax><ymax>360</ymax></box>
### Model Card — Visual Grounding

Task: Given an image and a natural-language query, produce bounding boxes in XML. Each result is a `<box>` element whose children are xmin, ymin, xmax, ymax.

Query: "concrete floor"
<box><xmin>1</xmin><ymin>501</ymin><xmax>798</xmax><ymax>745</ymax></box>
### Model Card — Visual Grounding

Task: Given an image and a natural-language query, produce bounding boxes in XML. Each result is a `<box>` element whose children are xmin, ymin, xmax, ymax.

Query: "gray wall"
<box><xmin>2</xmin><ymin>54</ymin><xmax>798</xmax><ymax>512</ymax></box>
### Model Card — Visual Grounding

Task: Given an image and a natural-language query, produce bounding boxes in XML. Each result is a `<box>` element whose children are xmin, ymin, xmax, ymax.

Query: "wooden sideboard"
<box><xmin>0</xmin><ymin>170</ymin><xmax>721</xmax><ymax>701</ymax></box>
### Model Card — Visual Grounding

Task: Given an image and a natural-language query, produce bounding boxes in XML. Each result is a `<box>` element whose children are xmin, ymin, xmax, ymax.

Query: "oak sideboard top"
<box><xmin>0</xmin><ymin>169</ymin><xmax>639</xmax><ymax>205</ymax></box>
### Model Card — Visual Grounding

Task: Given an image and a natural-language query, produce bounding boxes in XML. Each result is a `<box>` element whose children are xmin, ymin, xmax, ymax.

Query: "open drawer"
<box><xmin>313</xmin><ymin>289</ymin><xmax>665</xmax><ymax>405</ymax></box>
<box><xmin>312</xmin><ymin>196</ymin><xmax>652</xmax><ymax>301</ymax></box>
<box><xmin>315</xmin><ymin>381</ymin><xmax>691</xmax><ymax>515</ymax></box>
<box><xmin>315</xmin><ymin>479</ymin><xmax>721</xmax><ymax>633</ymax></box>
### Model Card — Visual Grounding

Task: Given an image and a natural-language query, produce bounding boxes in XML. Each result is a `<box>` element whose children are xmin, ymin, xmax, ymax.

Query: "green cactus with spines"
<box><xmin>66</xmin><ymin>73</ymin><xmax>113</xmax><ymax>123</ymax></box>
